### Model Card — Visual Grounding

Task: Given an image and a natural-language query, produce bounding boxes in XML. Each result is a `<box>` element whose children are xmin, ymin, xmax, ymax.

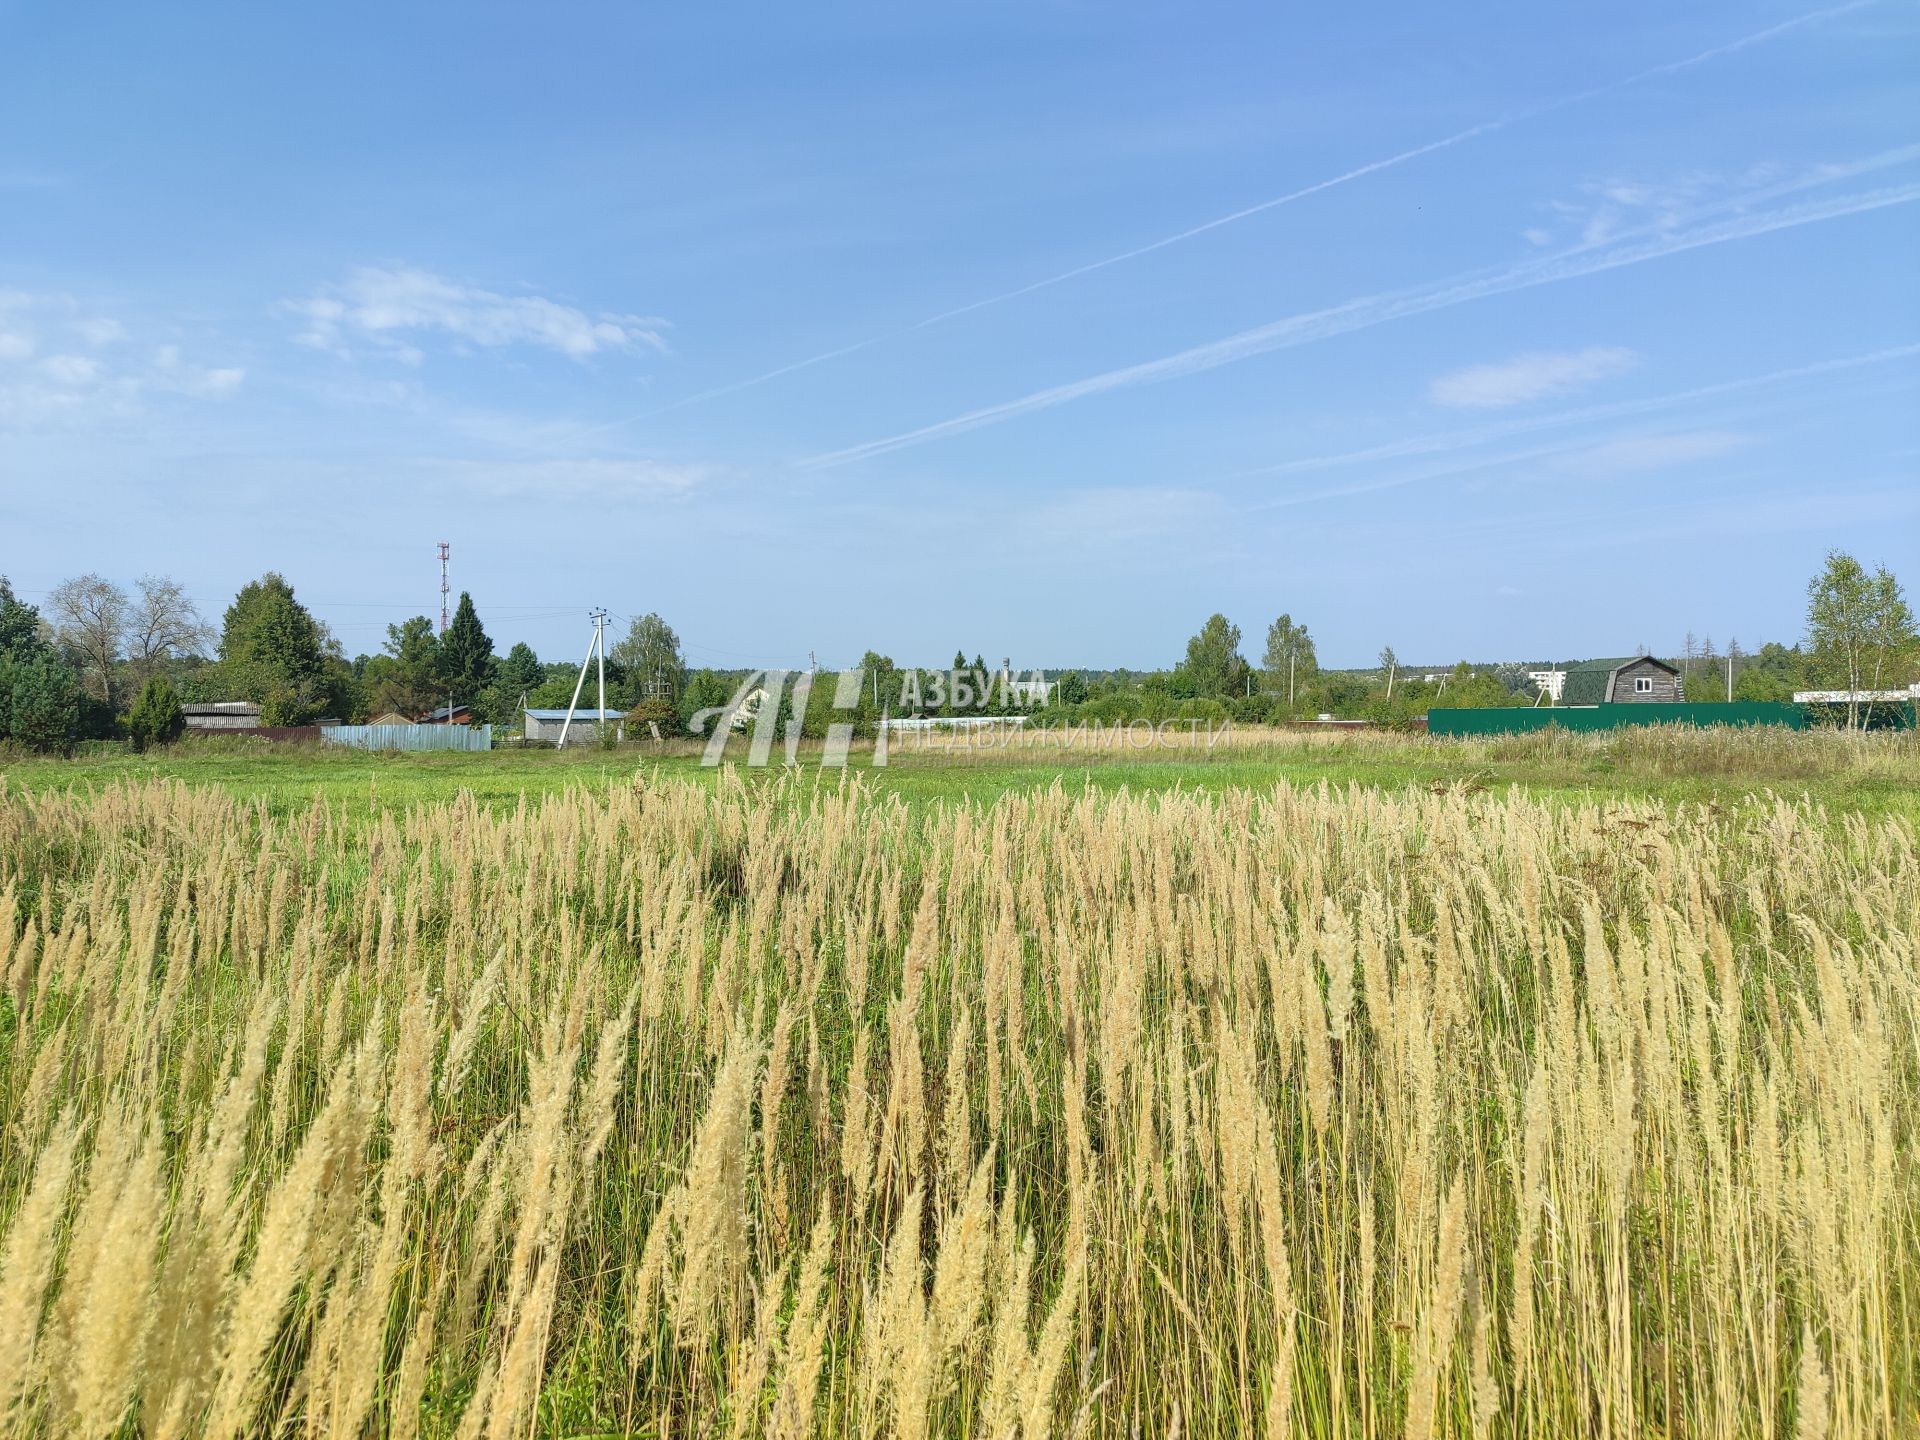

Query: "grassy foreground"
<box><xmin>0</xmin><ymin>764</ymin><xmax>1914</xmax><ymax>1436</ymax></box>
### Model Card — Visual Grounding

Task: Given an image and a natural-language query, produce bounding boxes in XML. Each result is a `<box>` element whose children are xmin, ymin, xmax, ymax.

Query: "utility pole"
<box><xmin>596</xmin><ymin>608</ymin><xmax>607</xmax><ymax>728</ymax></box>
<box><xmin>437</xmin><ymin>542</ymin><xmax>450</xmax><ymax>634</ymax></box>
<box><xmin>558</xmin><ymin>609</ymin><xmax>609</xmax><ymax>748</ymax></box>
<box><xmin>1288</xmin><ymin>645</ymin><xmax>1296</xmax><ymax>706</ymax></box>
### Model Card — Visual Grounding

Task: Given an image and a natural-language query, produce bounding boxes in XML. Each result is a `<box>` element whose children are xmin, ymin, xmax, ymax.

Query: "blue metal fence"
<box><xmin>322</xmin><ymin>724</ymin><xmax>494</xmax><ymax>752</ymax></box>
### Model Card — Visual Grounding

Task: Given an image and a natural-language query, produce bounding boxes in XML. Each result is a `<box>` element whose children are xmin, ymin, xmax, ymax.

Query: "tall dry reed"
<box><xmin>0</xmin><ymin>763</ymin><xmax>1913</xmax><ymax>1436</ymax></box>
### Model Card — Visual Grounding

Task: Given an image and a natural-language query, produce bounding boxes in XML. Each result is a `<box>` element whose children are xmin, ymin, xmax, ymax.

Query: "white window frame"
<box><xmin>1634</xmin><ymin>676</ymin><xmax>1654</xmax><ymax>694</ymax></box>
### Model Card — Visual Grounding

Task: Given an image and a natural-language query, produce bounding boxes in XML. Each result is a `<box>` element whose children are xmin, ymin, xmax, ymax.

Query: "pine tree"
<box><xmin>0</xmin><ymin>579</ymin><xmax>83</xmax><ymax>751</ymax></box>
<box><xmin>438</xmin><ymin>592</ymin><xmax>496</xmax><ymax>703</ymax></box>
<box><xmin>0</xmin><ymin>652</ymin><xmax>81</xmax><ymax>752</ymax></box>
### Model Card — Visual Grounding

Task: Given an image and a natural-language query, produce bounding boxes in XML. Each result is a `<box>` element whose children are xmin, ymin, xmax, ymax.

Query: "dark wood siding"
<box><xmin>1607</xmin><ymin>657</ymin><xmax>1684</xmax><ymax>703</ymax></box>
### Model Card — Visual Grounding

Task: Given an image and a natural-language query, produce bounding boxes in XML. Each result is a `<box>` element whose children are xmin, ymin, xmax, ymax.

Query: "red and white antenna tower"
<box><xmin>437</xmin><ymin>541</ymin><xmax>450</xmax><ymax>633</ymax></box>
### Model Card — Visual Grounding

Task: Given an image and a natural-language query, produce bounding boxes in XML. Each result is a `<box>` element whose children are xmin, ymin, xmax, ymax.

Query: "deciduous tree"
<box><xmin>1180</xmin><ymin>614</ymin><xmax>1250</xmax><ymax>699</ymax></box>
<box><xmin>47</xmin><ymin>573</ymin><xmax>129</xmax><ymax>706</ymax></box>
<box><xmin>1806</xmin><ymin>551</ymin><xmax>1916</xmax><ymax>728</ymax></box>
<box><xmin>127</xmin><ymin>575</ymin><xmax>211</xmax><ymax>688</ymax></box>
<box><xmin>1262</xmin><ymin>614</ymin><xmax>1318</xmax><ymax>703</ymax></box>
<box><xmin>497</xmin><ymin>641</ymin><xmax>542</xmax><ymax>699</ymax></box>
<box><xmin>610</xmin><ymin>613</ymin><xmax>686</xmax><ymax>704</ymax></box>
<box><xmin>0</xmin><ymin>577</ymin><xmax>50</xmax><ymax>660</ymax></box>
<box><xmin>375</xmin><ymin>615</ymin><xmax>443</xmax><ymax>718</ymax></box>
<box><xmin>216</xmin><ymin>574</ymin><xmax>338</xmax><ymax>724</ymax></box>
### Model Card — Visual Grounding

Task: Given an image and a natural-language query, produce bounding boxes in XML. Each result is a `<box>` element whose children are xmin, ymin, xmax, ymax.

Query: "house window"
<box><xmin>1635</xmin><ymin>676</ymin><xmax>1654</xmax><ymax>694</ymax></box>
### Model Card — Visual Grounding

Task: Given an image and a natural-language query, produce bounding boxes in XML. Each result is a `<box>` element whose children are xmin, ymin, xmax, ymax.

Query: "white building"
<box><xmin>1792</xmin><ymin>685</ymin><xmax>1920</xmax><ymax>703</ymax></box>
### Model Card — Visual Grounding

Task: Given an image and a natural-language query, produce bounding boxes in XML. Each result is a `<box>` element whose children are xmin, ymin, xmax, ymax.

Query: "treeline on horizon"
<box><xmin>0</xmin><ymin>550</ymin><xmax>1912</xmax><ymax>753</ymax></box>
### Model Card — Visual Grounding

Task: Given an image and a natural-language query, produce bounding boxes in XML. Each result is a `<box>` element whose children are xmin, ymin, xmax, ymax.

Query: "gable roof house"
<box><xmin>1559</xmin><ymin>655</ymin><xmax>1684</xmax><ymax>706</ymax></box>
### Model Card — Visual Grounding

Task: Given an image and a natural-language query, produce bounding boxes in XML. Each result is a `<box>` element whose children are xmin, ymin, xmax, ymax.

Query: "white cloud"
<box><xmin>1429</xmin><ymin>346</ymin><xmax>1638</xmax><ymax>409</ymax></box>
<box><xmin>1555</xmin><ymin>429</ymin><xmax>1754</xmax><ymax>475</ymax></box>
<box><xmin>0</xmin><ymin>303</ymin><xmax>244</xmax><ymax>429</ymax></box>
<box><xmin>1531</xmin><ymin>156</ymin><xmax>1815</xmax><ymax>251</ymax></box>
<box><xmin>151</xmin><ymin>344</ymin><xmax>246</xmax><ymax>398</ymax></box>
<box><xmin>175</xmin><ymin>366</ymin><xmax>246</xmax><ymax>398</ymax></box>
<box><xmin>289</xmin><ymin>265</ymin><xmax>668</xmax><ymax>362</ymax></box>
<box><xmin>0</xmin><ymin>294</ymin><xmax>35</xmax><ymax>362</ymax></box>
<box><xmin>76</xmin><ymin>317</ymin><xmax>126</xmax><ymax>346</ymax></box>
<box><xmin>39</xmin><ymin>354</ymin><xmax>101</xmax><ymax>386</ymax></box>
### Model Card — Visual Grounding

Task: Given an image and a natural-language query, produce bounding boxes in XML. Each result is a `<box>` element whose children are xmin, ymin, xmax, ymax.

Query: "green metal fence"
<box><xmin>1426</xmin><ymin>702</ymin><xmax>1806</xmax><ymax>737</ymax></box>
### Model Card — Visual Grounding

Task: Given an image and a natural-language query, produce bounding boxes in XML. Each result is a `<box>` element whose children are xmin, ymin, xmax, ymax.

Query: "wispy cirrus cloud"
<box><xmin>1430</xmin><ymin>346</ymin><xmax>1638</xmax><ymax>409</ymax></box>
<box><xmin>37</xmin><ymin>355</ymin><xmax>103</xmax><ymax>387</ymax></box>
<box><xmin>1238</xmin><ymin>349</ymin><xmax>1919</xmax><ymax>512</ymax></box>
<box><xmin>0</xmin><ymin>168</ymin><xmax>67</xmax><ymax>191</ymax></box>
<box><xmin>288</xmin><ymin>264</ymin><xmax>668</xmax><ymax>362</ymax></box>
<box><xmin>1232</xmin><ymin>345</ymin><xmax>1920</xmax><ymax>481</ymax></box>
<box><xmin>1555</xmin><ymin>428</ymin><xmax>1754</xmax><ymax>475</ymax></box>
<box><xmin>0</xmin><ymin>293</ymin><xmax>244</xmax><ymax>427</ymax></box>
<box><xmin>802</xmin><ymin>148</ymin><xmax>1920</xmax><ymax>469</ymax></box>
<box><xmin>1249</xmin><ymin>426</ymin><xmax>1759</xmax><ymax>514</ymax></box>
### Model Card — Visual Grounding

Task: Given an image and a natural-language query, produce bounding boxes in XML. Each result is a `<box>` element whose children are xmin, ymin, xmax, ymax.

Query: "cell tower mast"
<box><xmin>437</xmin><ymin>541</ymin><xmax>451</xmax><ymax>633</ymax></box>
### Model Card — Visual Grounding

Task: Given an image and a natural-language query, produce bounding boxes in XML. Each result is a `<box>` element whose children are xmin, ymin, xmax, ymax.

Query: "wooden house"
<box><xmin>1559</xmin><ymin>655</ymin><xmax>1684</xmax><ymax>706</ymax></box>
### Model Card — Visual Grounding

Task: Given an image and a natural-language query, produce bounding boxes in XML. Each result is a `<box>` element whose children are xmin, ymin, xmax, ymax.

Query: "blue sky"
<box><xmin>2</xmin><ymin>1</ymin><xmax>1916</xmax><ymax>670</ymax></box>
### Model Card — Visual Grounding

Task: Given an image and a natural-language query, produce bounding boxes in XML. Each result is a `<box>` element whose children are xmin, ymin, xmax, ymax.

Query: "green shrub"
<box><xmin>127</xmin><ymin>675</ymin><xmax>187</xmax><ymax>751</ymax></box>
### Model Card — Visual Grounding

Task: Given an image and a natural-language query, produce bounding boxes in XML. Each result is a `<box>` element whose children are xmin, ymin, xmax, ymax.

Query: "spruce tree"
<box><xmin>438</xmin><ymin>592</ymin><xmax>496</xmax><ymax>704</ymax></box>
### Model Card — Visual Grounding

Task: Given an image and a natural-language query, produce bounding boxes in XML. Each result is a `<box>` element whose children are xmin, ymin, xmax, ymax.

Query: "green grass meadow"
<box><xmin>5</xmin><ymin>723</ymin><xmax>1916</xmax><ymax>821</ymax></box>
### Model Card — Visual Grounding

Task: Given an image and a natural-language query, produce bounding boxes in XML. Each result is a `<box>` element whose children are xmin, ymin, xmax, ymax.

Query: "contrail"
<box><xmin>1208</xmin><ymin>345</ymin><xmax>1920</xmax><ymax>513</ymax></box>
<box><xmin>1231</xmin><ymin>343</ymin><xmax>1920</xmax><ymax>482</ymax></box>
<box><xmin>597</xmin><ymin>0</ymin><xmax>1875</xmax><ymax>434</ymax></box>
<box><xmin>801</xmin><ymin>162</ymin><xmax>1920</xmax><ymax>468</ymax></box>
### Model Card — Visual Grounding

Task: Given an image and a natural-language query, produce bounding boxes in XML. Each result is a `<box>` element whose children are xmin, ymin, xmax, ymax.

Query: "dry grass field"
<box><xmin>0</xmin><ymin>755</ymin><xmax>1915</xmax><ymax>1435</ymax></box>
